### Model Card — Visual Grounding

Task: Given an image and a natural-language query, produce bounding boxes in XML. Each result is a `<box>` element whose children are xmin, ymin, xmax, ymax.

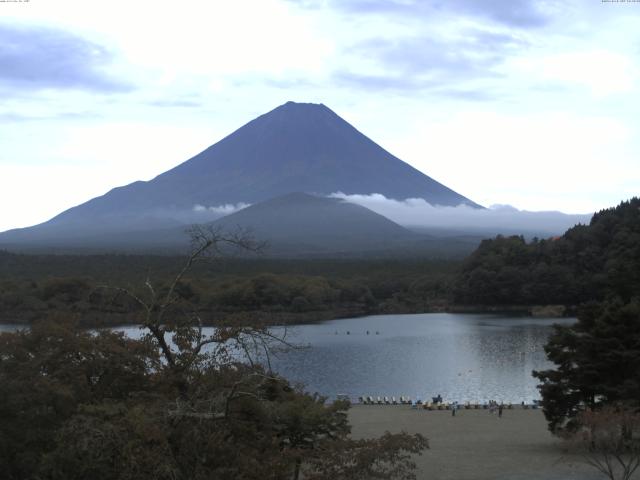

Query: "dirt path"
<box><xmin>348</xmin><ymin>405</ymin><xmax>613</xmax><ymax>480</ymax></box>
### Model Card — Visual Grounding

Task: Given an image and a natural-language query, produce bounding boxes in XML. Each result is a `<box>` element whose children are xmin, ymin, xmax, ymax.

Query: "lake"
<box><xmin>1</xmin><ymin>313</ymin><xmax>571</xmax><ymax>404</ymax></box>
<box><xmin>270</xmin><ymin>313</ymin><xmax>574</xmax><ymax>404</ymax></box>
<box><xmin>112</xmin><ymin>312</ymin><xmax>572</xmax><ymax>404</ymax></box>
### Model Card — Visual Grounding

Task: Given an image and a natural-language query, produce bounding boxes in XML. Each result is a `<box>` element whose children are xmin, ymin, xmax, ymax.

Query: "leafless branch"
<box><xmin>568</xmin><ymin>406</ymin><xmax>640</xmax><ymax>480</ymax></box>
<box><xmin>96</xmin><ymin>285</ymin><xmax>150</xmax><ymax>314</ymax></box>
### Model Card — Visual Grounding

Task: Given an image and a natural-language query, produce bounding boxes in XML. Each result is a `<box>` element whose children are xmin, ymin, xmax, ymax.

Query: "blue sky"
<box><xmin>1</xmin><ymin>0</ymin><xmax>639</xmax><ymax>232</ymax></box>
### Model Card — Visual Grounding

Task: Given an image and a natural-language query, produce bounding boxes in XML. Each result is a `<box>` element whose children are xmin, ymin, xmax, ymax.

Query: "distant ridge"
<box><xmin>211</xmin><ymin>192</ymin><xmax>417</xmax><ymax>255</ymax></box>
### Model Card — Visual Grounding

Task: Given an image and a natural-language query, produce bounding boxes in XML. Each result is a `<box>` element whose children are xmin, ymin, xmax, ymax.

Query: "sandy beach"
<box><xmin>348</xmin><ymin>405</ymin><xmax>612</xmax><ymax>480</ymax></box>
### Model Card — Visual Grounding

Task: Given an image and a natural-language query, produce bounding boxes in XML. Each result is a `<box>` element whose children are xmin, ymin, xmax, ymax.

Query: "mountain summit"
<box><xmin>0</xmin><ymin>101</ymin><xmax>480</xmax><ymax>248</ymax></box>
<box><xmin>51</xmin><ymin>101</ymin><xmax>479</xmax><ymax>219</ymax></box>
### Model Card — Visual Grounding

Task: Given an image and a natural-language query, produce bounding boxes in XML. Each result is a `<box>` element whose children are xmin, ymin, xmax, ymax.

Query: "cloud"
<box><xmin>0</xmin><ymin>110</ymin><xmax>99</xmax><ymax>123</ymax></box>
<box><xmin>262</xmin><ymin>76</ymin><xmax>318</xmax><ymax>90</ymax></box>
<box><xmin>332</xmin><ymin>71</ymin><xmax>498</xmax><ymax>100</ymax></box>
<box><xmin>332</xmin><ymin>28</ymin><xmax>526</xmax><ymax>96</ymax></box>
<box><xmin>145</xmin><ymin>99</ymin><xmax>203</xmax><ymax>108</ymax></box>
<box><xmin>354</xmin><ymin>30</ymin><xmax>525</xmax><ymax>73</ymax></box>
<box><xmin>332</xmin><ymin>71</ymin><xmax>423</xmax><ymax>92</ymax></box>
<box><xmin>513</xmin><ymin>49</ymin><xmax>637</xmax><ymax>97</ymax></box>
<box><xmin>123</xmin><ymin>203</ymin><xmax>252</xmax><ymax>228</ymax></box>
<box><xmin>329</xmin><ymin>193</ymin><xmax>592</xmax><ymax>236</ymax></box>
<box><xmin>287</xmin><ymin>0</ymin><xmax>549</xmax><ymax>97</ymax></box>
<box><xmin>193</xmin><ymin>203</ymin><xmax>251</xmax><ymax>216</ymax></box>
<box><xmin>0</xmin><ymin>24</ymin><xmax>131</xmax><ymax>93</ymax></box>
<box><xmin>443</xmin><ymin>0</ymin><xmax>550</xmax><ymax>28</ymax></box>
<box><xmin>289</xmin><ymin>0</ymin><xmax>550</xmax><ymax>28</ymax></box>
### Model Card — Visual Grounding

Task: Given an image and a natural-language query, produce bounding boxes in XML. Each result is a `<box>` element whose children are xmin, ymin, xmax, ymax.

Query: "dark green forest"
<box><xmin>454</xmin><ymin>197</ymin><xmax>640</xmax><ymax>307</ymax></box>
<box><xmin>534</xmin><ymin>297</ymin><xmax>640</xmax><ymax>432</ymax></box>
<box><xmin>0</xmin><ymin>254</ymin><xmax>457</xmax><ymax>327</ymax></box>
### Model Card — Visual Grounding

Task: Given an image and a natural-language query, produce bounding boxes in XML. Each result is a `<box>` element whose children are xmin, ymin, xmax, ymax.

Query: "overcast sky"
<box><xmin>1</xmin><ymin>0</ymin><xmax>639</xmax><ymax>232</ymax></box>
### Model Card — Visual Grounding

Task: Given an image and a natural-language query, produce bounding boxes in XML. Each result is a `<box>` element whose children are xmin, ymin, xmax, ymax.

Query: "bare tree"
<box><xmin>99</xmin><ymin>225</ymin><xmax>281</xmax><ymax>386</ymax></box>
<box><xmin>565</xmin><ymin>406</ymin><xmax>640</xmax><ymax>480</ymax></box>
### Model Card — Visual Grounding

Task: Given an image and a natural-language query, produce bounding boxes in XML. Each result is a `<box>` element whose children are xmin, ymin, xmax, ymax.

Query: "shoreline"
<box><xmin>0</xmin><ymin>304</ymin><xmax>571</xmax><ymax>330</ymax></box>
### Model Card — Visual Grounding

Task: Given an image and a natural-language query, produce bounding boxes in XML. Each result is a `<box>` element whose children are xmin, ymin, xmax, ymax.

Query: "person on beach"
<box><xmin>498</xmin><ymin>403</ymin><xmax>503</xmax><ymax>418</ymax></box>
<box><xmin>452</xmin><ymin>401</ymin><xmax>457</xmax><ymax>417</ymax></box>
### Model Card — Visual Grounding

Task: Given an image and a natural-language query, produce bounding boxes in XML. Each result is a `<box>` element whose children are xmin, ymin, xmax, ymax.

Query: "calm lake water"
<box><xmin>0</xmin><ymin>324</ymin><xmax>23</xmax><ymax>333</ymax></box>
<box><xmin>266</xmin><ymin>313</ymin><xmax>573</xmax><ymax>404</ymax></box>
<box><xmin>1</xmin><ymin>313</ymin><xmax>573</xmax><ymax>404</ymax></box>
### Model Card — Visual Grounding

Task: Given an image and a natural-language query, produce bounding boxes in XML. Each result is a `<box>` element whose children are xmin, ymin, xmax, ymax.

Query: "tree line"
<box><xmin>0</xmin><ymin>255</ymin><xmax>456</xmax><ymax>327</ymax></box>
<box><xmin>454</xmin><ymin>198</ymin><xmax>640</xmax><ymax>307</ymax></box>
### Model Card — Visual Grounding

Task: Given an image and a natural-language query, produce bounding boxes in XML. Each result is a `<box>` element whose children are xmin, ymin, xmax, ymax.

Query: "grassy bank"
<box><xmin>348</xmin><ymin>405</ymin><xmax>603</xmax><ymax>480</ymax></box>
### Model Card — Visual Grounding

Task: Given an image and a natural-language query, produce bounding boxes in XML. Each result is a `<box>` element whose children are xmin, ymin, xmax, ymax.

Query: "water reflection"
<box><xmin>0</xmin><ymin>324</ymin><xmax>24</xmax><ymax>333</ymax></box>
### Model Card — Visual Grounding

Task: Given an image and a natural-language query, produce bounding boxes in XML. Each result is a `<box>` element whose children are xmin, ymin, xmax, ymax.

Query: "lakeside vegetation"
<box><xmin>455</xmin><ymin>198</ymin><xmax>640</xmax><ymax>307</ymax></box>
<box><xmin>0</xmin><ymin>254</ymin><xmax>457</xmax><ymax>327</ymax></box>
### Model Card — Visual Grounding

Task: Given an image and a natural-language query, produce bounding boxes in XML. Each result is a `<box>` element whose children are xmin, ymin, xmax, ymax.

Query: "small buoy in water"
<box><xmin>366</xmin><ymin>330</ymin><xmax>370</xmax><ymax>335</ymax></box>
<box><xmin>335</xmin><ymin>331</ymin><xmax>338</xmax><ymax>335</ymax></box>
<box><xmin>346</xmin><ymin>331</ymin><xmax>350</xmax><ymax>335</ymax></box>
<box><xmin>375</xmin><ymin>331</ymin><xmax>379</xmax><ymax>335</ymax></box>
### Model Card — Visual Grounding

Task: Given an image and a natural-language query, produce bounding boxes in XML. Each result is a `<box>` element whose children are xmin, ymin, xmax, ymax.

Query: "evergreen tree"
<box><xmin>455</xmin><ymin>197</ymin><xmax>640</xmax><ymax>308</ymax></box>
<box><xmin>534</xmin><ymin>298</ymin><xmax>640</xmax><ymax>432</ymax></box>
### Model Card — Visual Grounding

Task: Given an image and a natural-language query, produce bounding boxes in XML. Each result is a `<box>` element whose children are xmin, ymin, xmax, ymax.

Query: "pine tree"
<box><xmin>534</xmin><ymin>298</ymin><xmax>640</xmax><ymax>432</ymax></box>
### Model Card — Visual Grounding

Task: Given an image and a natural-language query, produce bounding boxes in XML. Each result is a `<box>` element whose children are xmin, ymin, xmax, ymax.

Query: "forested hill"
<box><xmin>454</xmin><ymin>197</ymin><xmax>640</xmax><ymax>306</ymax></box>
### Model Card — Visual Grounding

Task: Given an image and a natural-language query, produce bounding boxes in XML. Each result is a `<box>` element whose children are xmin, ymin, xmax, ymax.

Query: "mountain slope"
<box><xmin>2</xmin><ymin>102</ymin><xmax>478</xmax><ymax>236</ymax></box>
